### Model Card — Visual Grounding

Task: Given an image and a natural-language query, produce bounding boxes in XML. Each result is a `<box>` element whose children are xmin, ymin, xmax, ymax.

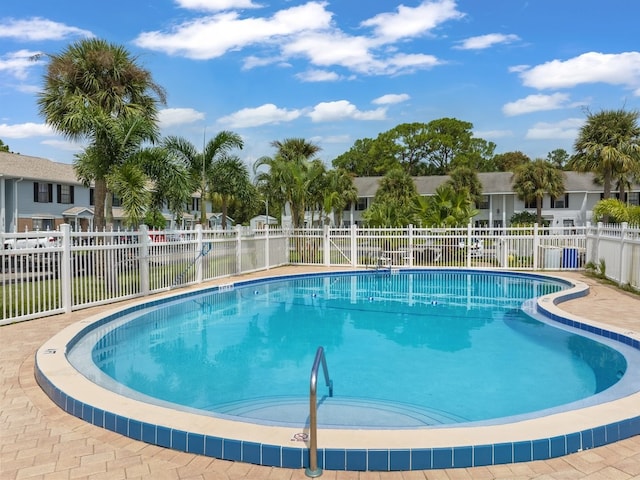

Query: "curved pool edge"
<box><xmin>34</xmin><ymin>269</ymin><xmax>640</xmax><ymax>471</ymax></box>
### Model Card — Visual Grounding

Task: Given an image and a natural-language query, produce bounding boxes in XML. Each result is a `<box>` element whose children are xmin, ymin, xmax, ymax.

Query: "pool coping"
<box><xmin>34</xmin><ymin>269</ymin><xmax>640</xmax><ymax>471</ymax></box>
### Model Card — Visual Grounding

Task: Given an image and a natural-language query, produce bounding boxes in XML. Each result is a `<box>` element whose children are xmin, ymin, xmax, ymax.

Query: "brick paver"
<box><xmin>1</xmin><ymin>268</ymin><xmax>639</xmax><ymax>479</ymax></box>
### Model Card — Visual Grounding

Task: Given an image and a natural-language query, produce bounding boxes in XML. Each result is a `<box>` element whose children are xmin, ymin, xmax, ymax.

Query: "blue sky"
<box><xmin>1</xmin><ymin>0</ymin><xmax>639</xmax><ymax>170</ymax></box>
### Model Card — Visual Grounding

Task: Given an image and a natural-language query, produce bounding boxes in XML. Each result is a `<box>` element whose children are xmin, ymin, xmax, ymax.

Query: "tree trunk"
<box><xmin>93</xmin><ymin>178</ymin><xmax>107</xmax><ymax>231</ymax></box>
<box><xmin>536</xmin><ymin>196</ymin><xmax>543</xmax><ymax>225</ymax></box>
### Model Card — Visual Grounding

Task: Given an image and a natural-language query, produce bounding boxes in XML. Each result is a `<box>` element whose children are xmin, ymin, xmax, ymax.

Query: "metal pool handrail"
<box><xmin>306</xmin><ymin>346</ymin><xmax>333</xmax><ymax>478</ymax></box>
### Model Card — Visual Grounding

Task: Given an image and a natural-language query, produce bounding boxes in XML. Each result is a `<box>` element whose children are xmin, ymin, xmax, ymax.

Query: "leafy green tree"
<box><xmin>0</xmin><ymin>139</ymin><xmax>10</xmax><ymax>152</ymax></box>
<box><xmin>493</xmin><ymin>151</ymin><xmax>531</xmax><ymax>172</ymax></box>
<box><xmin>547</xmin><ymin>148</ymin><xmax>570</xmax><ymax>170</ymax></box>
<box><xmin>509</xmin><ymin>211</ymin><xmax>538</xmax><ymax>226</ymax></box>
<box><xmin>450</xmin><ymin>137</ymin><xmax>497</xmax><ymax>172</ymax></box>
<box><xmin>209</xmin><ymin>156</ymin><xmax>254</xmax><ymax>229</ymax></box>
<box><xmin>421</xmin><ymin>118</ymin><xmax>475</xmax><ymax>174</ymax></box>
<box><xmin>372</xmin><ymin>123</ymin><xmax>431</xmax><ymax>175</ymax></box>
<box><xmin>37</xmin><ymin>38</ymin><xmax>166</xmax><ymax>230</ymax></box>
<box><xmin>512</xmin><ymin>159</ymin><xmax>565</xmax><ymax>225</ymax></box>
<box><xmin>570</xmin><ymin>109</ymin><xmax>640</xmax><ymax>202</ymax></box>
<box><xmin>163</xmin><ymin>131</ymin><xmax>243</xmax><ymax>225</ymax></box>
<box><xmin>331</xmin><ymin>138</ymin><xmax>379</xmax><ymax>176</ymax></box>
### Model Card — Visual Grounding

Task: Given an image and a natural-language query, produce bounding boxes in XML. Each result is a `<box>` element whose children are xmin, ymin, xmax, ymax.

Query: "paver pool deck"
<box><xmin>2</xmin><ymin>267</ymin><xmax>640</xmax><ymax>480</ymax></box>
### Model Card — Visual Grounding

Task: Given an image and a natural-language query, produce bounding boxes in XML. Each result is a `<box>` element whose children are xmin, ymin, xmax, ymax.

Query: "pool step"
<box><xmin>208</xmin><ymin>396</ymin><xmax>468</xmax><ymax>428</ymax></box>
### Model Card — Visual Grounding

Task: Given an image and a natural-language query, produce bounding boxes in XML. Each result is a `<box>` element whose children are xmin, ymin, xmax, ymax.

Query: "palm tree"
<box><xmin>253</xmin><ymin>138</ymin><xmax>322</xmax><ymax>228</ymax></box>
<box><xmin>570</xmin><ymin>109</ymin><xmax>640</xmax><ymax>202</ymax></box>
<box><xmin>323</xmin><ymin>168</ymin><xmax>358</xmax><ymax>226</ymax></box>
<box><xmin>512</xmin><ymin>159</ymin><xmax>565</xmax><ymax>225</ymax></box>
<box><xmin>363</xmin><ymin>168</ymin><xmax>418</xmax><ymax>227</ymax></box>
<box><xmin>447</xmin><ymin>166</ymin><xmax>483</xmax><ymax>207</ymax></box>
<box><xmin>414</xmin><ymin>184</ymin><xmax>478</xmax><ymax>228</ymax></box>
<box><xmin>163</xmin><ymin>131</ymin><xmax>243</xmax><ymax>225</ymax></box>
<box><xmin>209</xmin><ymin>156</ymin><xmax>253</xmax><ymax>229</ymax></box>
<box><xmin>37</xmin><ymin>38</ymin><xmax>166</xmax><ymax>230</ymax></box>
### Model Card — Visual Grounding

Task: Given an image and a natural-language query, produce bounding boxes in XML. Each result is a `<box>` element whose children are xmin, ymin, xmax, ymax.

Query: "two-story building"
<box><xmin>0</xmin><ymin>151</ymin><xmax>223</xmax><ymax>233</ymax></box>
<box><xmin>345</xmin><ymin>172</ymin><xmax>640</xmax><ymax>228</ymax></box>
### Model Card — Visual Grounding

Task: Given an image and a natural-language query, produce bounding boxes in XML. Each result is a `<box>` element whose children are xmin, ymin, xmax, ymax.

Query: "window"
<box><xmin>191</xmin><ymin>197</ymin><xmax>200</xmax><ymax>212</ymax></box>
<box><xmin>112</xmin><ymin>194</ymin><xmax>122</xmax><ymax>207</ymax></box>
<box><xmin>524</xmin><ymin>198</ymin><xmax>537</xmax><ymax>209</ymax></box>
<box><xmin>551</xmin><ymin>194</ymin><xmax>569</xmax><ymax>209</ymax></box>
<box><xmin>32</xmin><ymin>218</ymin><xmax>54</xmax><ymax>231</ymax></box>
<box><xmin>355</xmin><ymin>198</ymin><xmax>368</xmax><ymax>211</ymax></box>
<box><xmin>478</xmin><ymin>195</ymin><xmax>490</xmax><ymax>210</ymax></box>
<box><xmin>57</xmin><ymin>185</ymin><xmax>74</xmax><ymax>204</ymax></box>
<box><xmin>33</xmin><ymin>182</ymin><xmax>53</xmax><ymax>203</ymax></box>
<box><xmin>89</xmin><ymin>188</ymin><xmax>94</xmax><ymax>206</ymax></box>
<box><xmin>629</xmin><ymin>192</ymin><xmax>640</xmax><ymax>206</ymax></box>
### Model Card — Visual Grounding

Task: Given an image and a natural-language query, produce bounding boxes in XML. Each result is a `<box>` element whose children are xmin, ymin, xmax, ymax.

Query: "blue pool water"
<box><xmin>69</xmin><ymin>271</ymin><xmax>628</xmax><ymax>428</ymax></box>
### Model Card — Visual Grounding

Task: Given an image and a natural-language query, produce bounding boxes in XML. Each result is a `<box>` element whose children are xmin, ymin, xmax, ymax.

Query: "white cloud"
<box><xmin>455</xmin><ymin>33</ymin><xmax>520</xmax><ymax>50</ymax></box>
<box><xmin>158</xmin><ymin>108</ymin><xmax>205</xmax><ymax>127</ymax></box>
<box><xmin>502</xmin><ymin>93</ymin><xmax>571</xmax><ymax>116</ymax></box>
<box><xmin>0</xmin><ymin>49</ymin><xmax>42</xmax><ymax>80</ymax></box>
<box><xmin>372</xmin><ymin>93</ymin><xmax>410</xmax><ymax>105</ymax></box>
<box><xmin>136</xmin><ymin>1</ymin><xmax>452</xmax><ymax>77</ymax></box>
<box><xmin>362</xmin><ymin>0</ymin><xmax>464</xmax><ymax>42</ymax></box>
<box><xmin>0</xmin><ymin>122</ymin><xmax>55</xmax><ymax>138</ymax></box>
<box><xmin>525</xmin><ymin>118</ymin><xmax>584</xmax><ymax>140</ymax></box>
<box><xmin>0</xmin><ymin>17</ymin><xmax>93</xmax><ymax>41</ymax></box>
<box><xmin>518</xmin><ymin>51</ymin><xmax>640</xmax><ymax>92</ymax></box>
<box><xmin>41</xmin><ymin>139</ymin><xmax>84</xmax><ymax>152</ymax></box>
<box><xmin>475</xmin><ymin>129</ymin><xmax>513</xmax><ymax>139</ymax></box>
<box><xmin>175</xmin><ymin>0</ymin><xmax>261</xmax><ymax>11</ymax></box>
<box><xmin>296</xmin><ymin>69</ymin><xmax>341</xmax><ymax>82</ymax></box>
<box><xmin>218</xmin><ymin>103</ymin><xmax>302</xmax><ymax>127</ymax></box>
<box><xmin>307</xmin><ymin>100</ymin><xmax>386</xmax><ymax>122</ymax></box>
<box><xmin>134</xmin><ymin>2</ymin><xmax>332</xmax><ymax>60</ymax></box>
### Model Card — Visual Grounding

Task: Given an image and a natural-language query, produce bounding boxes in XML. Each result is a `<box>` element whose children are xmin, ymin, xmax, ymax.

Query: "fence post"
<box><xmin>60</xmin><ymin>224</ymin><xmax>72</xmax><ymax>312</ymax></box>
<box><xmin>236</xmin><ymin>225</ymin><xmax>243</xmax><ymax>273</ymax></box>
<box><xmin>324</xmin><ymin>225</ymin><xmax>331</xmax><ymax>266</ymax></box>
<box><xmin>195</xmin><ymin>224</ymin><xmax>203</xmax><ymax>282</ymax></box>
<box><xmin>139</xmin><ymin>225</ymin><xmax>150</xmax><ymax>296</ymax></box>
<box><xmin>466</xmin><ymin>222</ymin><xmax>472</xmax><ymax>268</ymax></box>
<box><xmin>408</xmin><ymin>224</ymin><xmax>414</xmax><ymax>267</ymax></box>
<box><xmin>596</xmin><ymin>222</ymin><xmax>603</xmax><ymax>268</ymax></box>
<box><xmin>619</xmin><ymin>222</ymin><xmax>628</xmax><ymax>286</ymax></box>
<box><xmin>350</xmin><ymin>224</ymin><xmax>357</xmax><ymax>267</ymax></box>
<box><xmin>533</xmin><ymin>223</ymin><xmax>539</xmax><ymax>270</ymax></box>
<box><xmin>265</xmin><ymin>223</ymin><xmax>270</xmax><ymax>270</ymax></box>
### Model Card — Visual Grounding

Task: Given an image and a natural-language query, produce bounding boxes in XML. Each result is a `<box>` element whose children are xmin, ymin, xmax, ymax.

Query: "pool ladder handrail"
<box><xmin>306</xmin><ymin>346</ymin><xmax>333</xmax><ymax>478</ymax></box>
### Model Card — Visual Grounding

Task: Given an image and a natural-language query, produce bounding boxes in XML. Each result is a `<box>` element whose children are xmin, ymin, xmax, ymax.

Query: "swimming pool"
<box><xmin>36</xmin><ymin>269</ymin><xmax>640</xmax><ymax>471</ymax></box>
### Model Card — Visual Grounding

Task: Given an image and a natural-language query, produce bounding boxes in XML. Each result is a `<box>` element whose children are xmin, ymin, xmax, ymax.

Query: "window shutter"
<box><xmin>48</xmin><ymin>184</ymin><xmax>53</xmax><ymax>203</ymax></box>
<box><xmin>34</xmin><ymin>182</ymin><xmax>39</xmax><ymax>202</ymax></box>
<box><xmin>70</xmin><ymin>185</ymin><xmax>75</xmax><ymax>203</ymax></box>
<box><xmin>57</xmin><ymin>184</ymin><xmax>62</xmax><ymax>203</ymax></box>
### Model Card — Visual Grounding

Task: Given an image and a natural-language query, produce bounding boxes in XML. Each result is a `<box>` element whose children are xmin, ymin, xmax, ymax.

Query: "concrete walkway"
<box><xmin>2</xmin><ymin>268</ymin><xmax>640</xmax><ymax>479</ymax></box>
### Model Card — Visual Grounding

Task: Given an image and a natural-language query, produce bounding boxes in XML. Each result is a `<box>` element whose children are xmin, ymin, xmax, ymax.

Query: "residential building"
<box><xmin>0</xmin><ymin>151</ymin><xmax>224</xmax><ymax>232</ymax></box>
<box><xmin>345</xmin><ymin>172</ymin><xmax>640</xmax><ymax>228</ymax></box>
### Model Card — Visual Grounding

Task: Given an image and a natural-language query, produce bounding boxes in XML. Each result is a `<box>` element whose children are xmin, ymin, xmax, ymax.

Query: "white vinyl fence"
<box><xmin>585</xmin><ymin>222</ymin><xmax>640</xmax><ymax>289</ymax></box>
<box><xmin>2</xmin><ymin>222</ymin><xmax>636</xmax><ymax>325</ymax></box>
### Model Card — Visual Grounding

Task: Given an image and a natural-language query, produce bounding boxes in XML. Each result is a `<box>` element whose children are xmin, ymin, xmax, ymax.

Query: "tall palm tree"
<box><xmin>163</xmin><ymin>131</ymin><xmax>243</xmax><ymax>225</ymax></box>
<box><xmin>323</xmin><ymin>168</ymin><xmax>358</xmax><ymax>226</ymax></box>
<box><xmin>253</xmin><ymin>138</ymin><xmax>322</xmax><ymax>228</ymax></box>
<box><xmin>37</xmin><ymin>38</ymin><xmax>166</xmax><ymax>230</ymax></box>
<box><xmin>570</xmin><ymin>109</ymin><xmax>640</xmax><ymax>202</ymax></box>
<box><xmin>512</xmin><ymin>159</ymin><xmax>565</xmax><ymax>225</ymax></box>
<box><xmin>363</xmin><ymin>168</ymin><xmax>418</xmax><ymax>227</ymax></box>
<box><xmin>209</xmin><ymin>155</ymin><xmax>253</xmax><ymax>229</ymax></box>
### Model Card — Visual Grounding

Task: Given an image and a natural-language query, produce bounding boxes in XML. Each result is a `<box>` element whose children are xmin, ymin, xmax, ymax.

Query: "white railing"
<box><xmin>288</xmin><ymin>224</ymin><xmax>588</xmax><ymax>271</ymax></box>
<box><xmin>585</xmin><ymin>222</ymin><xmax>640</xmax><ymax>289</ymax></box>
<box><xmin>3</xmin><ymin>222</ymin><xmax>636</xmax><ymax>325</ymax></box>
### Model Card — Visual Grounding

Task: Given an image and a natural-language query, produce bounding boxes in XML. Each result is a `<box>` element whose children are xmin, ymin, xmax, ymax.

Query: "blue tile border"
<box><xmin>34</xmin><ymin>269</ymin><xmax>640</xmax><ymax>472</ymax></box>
